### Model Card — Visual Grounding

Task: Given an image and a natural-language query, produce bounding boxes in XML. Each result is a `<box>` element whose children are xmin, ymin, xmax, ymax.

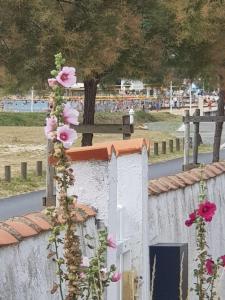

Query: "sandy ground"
<box><xmin>0</xmin><ymin>125</ymin><xmax>180</xmax><ymax>178</ymax></box>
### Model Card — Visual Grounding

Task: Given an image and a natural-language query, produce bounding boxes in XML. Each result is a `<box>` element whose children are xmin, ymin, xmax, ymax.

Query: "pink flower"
<box><xmin>205</xmin><ymin>259</ymin><xmax>215</xmax><ymax>275</ymax></box>
<box><xmin>185</xmin><ymin>219</ymin><xmax>193</xmax><ymax>227</ymax></box>
<box><xmin>185</xmin><ymin>211</ymin><xmax>197</xmax><ymax>227</ymax></box>
<box><xmin>56</xmin><ymin>66</ymin><xmax>76</xmax><ymax>88</ymax></box>
<box><xmin>80</xmin><ymin>272</ymin><xmax>86</xmax><ymax>279</ymax></box>
<box><xmin>107</xmin><ymin>235</ymin><xmax>117</xmax><ymax>249</ymax></box>
<box><xmin>44</xmin><ymin>116</ymin><xmax>57</xmax><ymax>138</ymax></box>
<box><xmin>220</xmin><ymin>255</ymin><xmax>225</xmax><ymax>267</ymax></box>
<box><xmin>111</xmin><ymin>272</ymin><xmax>122</xmax><ymax>282</ymax></box>
<box><xmin>81</xmin><ymin>256</ymin><xmax>90</xmax><ymax>267</ymax></box>
<box><xmin>56</xmin><ymin>125</ymin><xmax>77</xmax><ymax>148</ymax></box>
<box><xmin>48</xmin><ymin>78</ymin><xmax>58</xmax><ymax>88</ymax></box>
<box><xmin>63</xmin><ymin>103</ymin><xmax>79</xmax><ymax>125</ymax></box>
<box><xmin>197</xmin><ymin>201</ymin><xmax>216</xmax><ymax>222</ymax></box>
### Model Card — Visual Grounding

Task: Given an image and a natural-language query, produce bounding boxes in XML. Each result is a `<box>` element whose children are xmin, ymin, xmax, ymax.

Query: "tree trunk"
<box><xmin>212</xmin><ymin>89</ymin><xmax>225</xmax><ymax>162</ymax></box>
<box><xmin>81</xmin><ymin>78</ymin><xmax>99</xmax><ymax>146</ymax></box>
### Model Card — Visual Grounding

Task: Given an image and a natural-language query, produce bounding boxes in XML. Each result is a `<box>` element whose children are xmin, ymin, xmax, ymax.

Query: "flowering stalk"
<box><xmin>80</xmin><ymin>230</ymin><xmax>120</xmax><ymax>300</ymax></box>
<box><xmin>185</xmin><ymin>176</ymin><xmax>225</xmax><ymax>299</ymax></box>
<box><xmin>45</xmin><ymin>53</ymin><xmax>82</xmax><ymax>300</ymax></box>
<box><xmin>45</xmin><ymin>53</ymin><xmax>121</xmax><ymax>300</ymax></box>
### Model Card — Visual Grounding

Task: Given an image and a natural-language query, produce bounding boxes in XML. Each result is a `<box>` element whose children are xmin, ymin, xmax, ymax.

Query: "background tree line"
<box><xmin>0</xmin><ymin>0</ymin><xmax>225</xmax><ymax>160</ymax></box>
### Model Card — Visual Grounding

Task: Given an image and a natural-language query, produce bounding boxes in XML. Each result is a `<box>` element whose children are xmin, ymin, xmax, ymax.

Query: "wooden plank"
<box><xmin>193</xmin><ymin>109</ymin><xmax>200</xmax><ymax>164</ymax></box>
<box><xmin>183</xmin><ymin>115</ymin><xmax>225</xmax><ymax>123</ymax></box>
<box><xmin>122</xmin><ymin>271</ymin><xmax>135</xmax><ymax>300</ymax></box>
<box><xmin>70</xmin><ymin>123</ymin><xmax>133</xmax><ymax>134</ymax></box>
<box><xmin>46</xmin><ymin>140</ymin><xmax>55</xmax><ymax>206</ymax></box>
<box><xmin>184</xmin><ymin>110</ymin><xmax>190</xmax><ymax>167</ymax></box>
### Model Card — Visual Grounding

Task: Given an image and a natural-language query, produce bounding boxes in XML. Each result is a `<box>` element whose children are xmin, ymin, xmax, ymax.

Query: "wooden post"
<box><xmin>45</xmin><ymin>140</ymin><xmax>55</xmax><ymax>206</ymax></box>
<box><xmin>184</xmin><ymin>110</ymin><xmax>190</xmax><ymax>169</ymax></box>
<box><xmin>176</xmin><ymin>138</ymin><xmax>180</xmax><ymax>152</ymax></box>
<box><xmin>162</xmin><ymin>141</ymin><xmax>166</xmax><ymax>154</ymax></box>
<box><xmin>154</xmin><ymin>142</ymin><xmax>159</xmax><ymax>155</ymax></box>
<box><xmin>4</xmin><ymin>166</ymin><xmax>11</xmax><ymax>182</ymax></box>
<box><xmin>122</xmin><ymin>115</ymin><xmax>132</xmax><ymax>140</ymax></box>
<box><xmin>36</xmin><ymin>161</ymin><xmax>43</xmax><ymax>176</ymax></box>
<box><xmin>21</xmin><ymin>162</ymin><xmax>27</xmax><ymax>180</ymax></box>
<box><xmin>193</xmin><ymin>109</ymin><xmax>200</xmax><ymax>165</ymax></box>
<box><xmin>169</xmin><ymin>140</ymin><xmax>174</xmax><ymax>153</ymax></box>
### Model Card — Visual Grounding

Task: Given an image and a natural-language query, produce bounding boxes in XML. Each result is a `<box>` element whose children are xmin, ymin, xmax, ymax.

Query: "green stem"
<box><xmin>54</xmin><ymin>240</ymin><xmax>64</xmax><ymax>300</ymax></box>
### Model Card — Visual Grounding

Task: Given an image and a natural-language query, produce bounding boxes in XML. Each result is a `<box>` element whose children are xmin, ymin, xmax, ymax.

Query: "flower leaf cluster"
<box><xmin>185</xmin><ymin>178</ymin><xmax>225</xmax><ymax>299</ymax></box>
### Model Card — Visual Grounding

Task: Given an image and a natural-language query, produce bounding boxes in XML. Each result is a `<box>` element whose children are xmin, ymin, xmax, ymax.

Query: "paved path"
<box><xmin>0</xmin><ymin>150</ymin><xmax>225</xmax><ymax>220</ymax></box>
<box><xmin>149</xmin><ymin>150</ymin><xmax>225</xmax><ymax>180</ymax></box>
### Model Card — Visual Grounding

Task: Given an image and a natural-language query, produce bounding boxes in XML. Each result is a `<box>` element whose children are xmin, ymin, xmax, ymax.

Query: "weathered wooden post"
<box><xmin>44</xmin><ymin>140</ymin><xmax>55</xmax><ymax>206</ymax></box>
<box><xmin>123</xmin><ymin>115</ymin><xmax>133</xmax><ymax>140</ymax></box>
<box><xmin>162</xmin><ymin>141</ymin><xmax>166</xmax><ymax>154</ymax></box>
<box><xmin>176</xmin><ymin>138</ymin><xmax>180</xmax><ymax>152</ymax></box>
<box><xmin>150</xmin><ymin>243</ymin><xmax>188</xmax><ymax>300</ymax></box>
<box><xmin>169</xmin><ymin>140</ymin><xmax>174</xmax><ymax>153</ymax></box>
<box><xmin>183</xmin><ymin>110</ymin><xmax>190</xmax><ymax>170</ymax></box>
<box><xmin>36</xmin><ymin>161</ymin><xmax>43</xmax><ymax>176</ymax></box>
<box><xmin>154</xmin><ymin>142</ymin><xmax>159</xmax><ymax>156</ymax></box>
<box><xmin>21</xmin><ymin>162</ymin><xmax>27</xmax><ymax>180</ymax></box>
<box><xmin>193</xmin><ymin>109</ymin><xmax>200</xmax><ymax>165</ymax></box>
<box><xmin>4</xmin><ymin>166</ymin><xmax>11</xmax><ymax>182</ymax></box>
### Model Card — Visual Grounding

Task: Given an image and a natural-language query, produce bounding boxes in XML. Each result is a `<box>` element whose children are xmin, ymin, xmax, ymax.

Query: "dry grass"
<box><xmin>0</xmin><ymin>126</ymin><xmax>212</xmax><ymax>197</ymax></box>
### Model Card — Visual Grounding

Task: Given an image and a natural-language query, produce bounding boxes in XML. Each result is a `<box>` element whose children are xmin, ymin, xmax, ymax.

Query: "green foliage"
<box><xmin>0</xmin><ymin>112</ymin><xmax>46</xmax><ymax>126</ymax></box>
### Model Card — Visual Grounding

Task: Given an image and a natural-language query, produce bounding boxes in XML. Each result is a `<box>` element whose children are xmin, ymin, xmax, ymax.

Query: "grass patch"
<box><xmin>135</xmin><ymin>111</ymin><xmax>182</xmax><ymax>123</ymax></box>
<box><xmin>0</xmin><ymin>172</ymin><xmax>46</xmax><ymax>198</ymax></box>
<box><xmin>0</xmin><ymin>111</ymin><xmax>181</xmax><ymax>126</ymax></box>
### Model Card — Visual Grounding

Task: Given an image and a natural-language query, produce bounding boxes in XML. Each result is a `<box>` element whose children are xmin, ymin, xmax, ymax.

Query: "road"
<box><xmin>149</xmin><ymin>150</ymin><xmax>225</xmax><ymax>180</ymax></box>
<box><xmin>0</xmin><ymin>150</ymin><xmax>225</xmax><ymax>220</ymax></box>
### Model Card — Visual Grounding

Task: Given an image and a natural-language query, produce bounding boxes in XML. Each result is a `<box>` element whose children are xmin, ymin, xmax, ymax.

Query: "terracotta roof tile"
<box><xmin>150</xmin><ymin>181</ymin><xmax>169</xmax><ymax>193</ymax></box>
<box><xmin>213</xmin><ymin>162</ymin><xmax>225</xmax><ymax>172</ymax></box>
<box><xmin>167</xmin><ymin>176</ymin><xmax>186</xmax><ymax>188</ymax></box>
<box><xmin>205</xmin><ymin>165</ymin><xmax>222</xmax><ymax>176</ymax></box>
<box><xmin>0</xmin><ymin>203</ymin><xmax>96</xmax><ymax>248</ymax></box>
<box><xmin>175</xmin><ymin>173</ymin><xmax>195</xmax><ymax>185</ymax></box>
<box><xmin>149</xmin><ymin>161</ymin><xmax>225</xmax><ymax>196</ymax></box>
<box><xmin>0</xmin><ymin>229</ymin><xmax>18</xmax><ymax>247</ymax></box>
<box><xmin>67</xmin><ymin>138</ymin><xmax>148</xmax><ymax>161</ymax></box>
<box><xmin>5</xmin><ymin>220</ymin><xmax>38</xmax><ymax>238</ymax></box>
<box><xmin>158</xmin><ymin>177</ymin><xmax>179</xmax><ymax>190</ymax></box>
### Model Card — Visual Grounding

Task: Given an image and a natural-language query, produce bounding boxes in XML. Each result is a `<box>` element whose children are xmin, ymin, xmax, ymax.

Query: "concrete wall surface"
<box><xmin>149</xmin><ymin>173</ymin><xmax>225</xmax><ymax>299</ymax></box>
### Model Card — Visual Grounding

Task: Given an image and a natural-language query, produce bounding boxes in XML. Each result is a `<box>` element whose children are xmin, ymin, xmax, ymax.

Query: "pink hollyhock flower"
<box><xmin>111</xmin><ymin>272</ymin><xmax>122</xmax><ymax>282</ymax></box>
<box><xmin>63</xmin><ymin>103</ymin><xmax>79</xmax><ymax>125</ymax></box>
<box><xmin>205</xmin><ymin>259</ymin><xmax>215</xmax><ymax>275</ymax></box>
<box><xmin>56</xmin><ymin>66</ymin><xmax>76</xmax><ymax>88</ymax></box>
<box><xmin>80</xmin><ymin>272</ymin><xmax>86</xmax><ymax>279</ymax></box>
<box><xmin>56</xmin><ymin>125</ymin><xmax>77</xmax><ymax>148</ymax></box>
<box><xmin>107</xmin><ymin>235</ymin><xmax>117</xmax><ymax>249</ymax></box>
<box><xmin>81</xmin><ymin>256</ymin><xmax>90</xmax><ymax>268</ymax></box>
<box><xmin>185</xmin><ymin>219</ymin><xmax>193</xmax><ymax>227</ymax></box>
<box><xmin>197</xmin><ymin>201</ymin><xmax>216</xmax><ymax>222</ymax></box>
<box><xmin>48</xmin><ymin>78</ymin><xmax>58</xmax><ymax>88</ymax></box>
<box><xmin>220</xmin><ymin>255</ymin><xmax>225</xmax><ymax>267</ymax></box>
<box><xmin>44</xmin><ymin>116</ymin><xmax>57</xmax><ymax>138</ymax></box>
<box><xmin>185</xmin><ymin>211</ymin><xmax>197</xmax><ymax>227</ymax></box>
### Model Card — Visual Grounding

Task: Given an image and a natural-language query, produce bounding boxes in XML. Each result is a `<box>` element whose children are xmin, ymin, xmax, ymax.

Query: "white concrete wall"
<box><xmin>0</xmin><ymin>218</ymin><xmax>97</xmax><ymax>300</ymax></box>
<box><xmin>117</xmin><ymin>150</ymin><xmax>149</xmax><ymax>299</ymax></box>
<box><xmin>148</xmin><ymin>174</ymin><xmax>225</xmax><ymax>299</ymax></box>
<box><xmin>67</xmin><ymin>148</ymin><xmax>149</xmax><ymax>300</ymax></box>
